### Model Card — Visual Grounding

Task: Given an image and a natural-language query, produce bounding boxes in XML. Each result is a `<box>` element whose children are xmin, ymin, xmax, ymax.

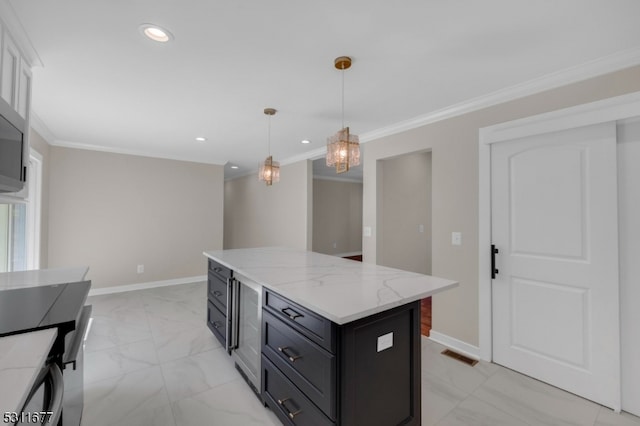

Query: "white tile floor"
<box><xmin>82</xmin><ymin>282</ymin><xmax>640</xmax><ymax>426</ymax></box>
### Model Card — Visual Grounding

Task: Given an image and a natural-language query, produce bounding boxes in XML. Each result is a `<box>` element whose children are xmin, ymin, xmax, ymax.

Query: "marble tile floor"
<box><xmin>82</xmin><ymin>282</ymin><xmax>640</xmax><ymax>426</ymax></box>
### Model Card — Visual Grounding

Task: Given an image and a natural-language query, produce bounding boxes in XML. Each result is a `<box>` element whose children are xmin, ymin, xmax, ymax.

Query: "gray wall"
<box><xmin>363</xmin><ymin>65</ymin><xmax>640</xmax><ymax>346</ymax></box>
<box><xmin>312</xmin><ymin>178</ymin><xmax>362</xmax><ymax>256</ymax></box>
<box><xmin>47</xmin><ymin>146</ymin><xmax>224</xmax><ymax>288</ymax></box>
<box><xmin>224</xmin><ymin>160</ymin><xmax>312</xmax><ymax>250</ymax></box>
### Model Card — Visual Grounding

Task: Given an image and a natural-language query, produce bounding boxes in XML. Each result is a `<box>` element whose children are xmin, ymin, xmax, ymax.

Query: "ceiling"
<box><xmin>7</xmin><ymin>0</ymin><xmax>640</xmax><ymax>181</ymax></box>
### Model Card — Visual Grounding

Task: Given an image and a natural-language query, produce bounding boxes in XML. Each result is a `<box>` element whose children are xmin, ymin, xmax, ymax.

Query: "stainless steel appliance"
<box><xmin>0</xmin><ymin>281</ymin><xmax>92</xmax><ymax>426</ymax></box>
<box><xmin>230</xmin><ymin>273</ymin><xmax>262</xmax><ymax>396</ymax></box>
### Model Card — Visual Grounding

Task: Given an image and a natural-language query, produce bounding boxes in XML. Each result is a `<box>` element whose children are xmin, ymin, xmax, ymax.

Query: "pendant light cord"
<box><xmin>341</xmin><ymin>64</ymin><xmax>345</xmax><ymax>130</ymax></box>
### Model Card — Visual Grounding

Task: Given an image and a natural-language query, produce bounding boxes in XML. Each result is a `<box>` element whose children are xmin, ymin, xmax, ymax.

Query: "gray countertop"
<box><xmin>0</xmin><ymin>328</ymin><xmax>58</xmax><ymax>415</ymax></box>
<box><xmin>204</xmin><ymin>247</ymin><xmax>458</xmax><ymax>324</ymax></box>
<box><xmin>0</xmin><ymin>267</ymin><xmax>89</xmax><ymax>291</ymax></box>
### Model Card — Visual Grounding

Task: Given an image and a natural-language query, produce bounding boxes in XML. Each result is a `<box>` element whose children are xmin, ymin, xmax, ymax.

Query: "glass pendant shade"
<box><xmin>259</xmin><ymin>155</ymin><xmax>280</xmax><ymax>186</ymax></box>
<box><xmin>258</xmin><ymin>107</ymin><xmax>279</xmax><ymax>185</ymax></box>
<box><xmin>326</xmin><ymin>127</ymin><xmax>360</xmax><ymax>173</ymax></box>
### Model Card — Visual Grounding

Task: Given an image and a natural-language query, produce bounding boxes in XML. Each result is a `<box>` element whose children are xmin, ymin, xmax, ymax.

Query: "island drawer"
<box><xmin>208</xmin><ymin>274</ymin><xmax>228</xmax><ymax>311</ymax></box>
<box><xmin>263</xmin><ymin>355</ymin><xmax>334</xmax><ymax>426</ymax></box>
<box><xmin>207</xmin><ymin>300</ymin><xmax>226</xmax><ymax>347</ymax></box>
<box><xmin>208</xmin><ymin>259</ymin><xmax>233</xmax><ymax>281</ymax></box>
<box><xmin>263</xmin><ymin>310</ymin><xmax>336</xmax><ymax>420</ymax></box>
<box><xmin>264</xmin><ymin>290</ymin><xmax>336</xmax><ymax>352</ymax></box>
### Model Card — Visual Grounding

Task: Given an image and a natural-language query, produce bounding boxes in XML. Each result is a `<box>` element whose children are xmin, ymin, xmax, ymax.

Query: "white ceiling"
<box><xmin>7</xmin><ymin>0</ymin><xmax>640</xmax><ymax>180</ymax></box>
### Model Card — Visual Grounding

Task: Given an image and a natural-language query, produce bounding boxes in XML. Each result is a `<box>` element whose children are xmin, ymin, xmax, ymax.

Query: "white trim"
<box><xmin>312</xmin><ymin>175</ymin><xmax>362</xmax><ymax>183</ymax></box>
<box><xmin>34</xmin><ymin>47</ymin><xmax>640</xmax><ymax>173</ymax></box>
<box><xmin>26</xmin><ymin>149</ymin><xmax>42</xmax><ymax>270</ymax></box>
<box><xmin>478</xmin><ymin>140</ymin><xmax>492</xmax><ymax>361</ymax></box>
<box><xmin>29</xmin><ymin>111</ymin><xmax>56</xmax><ymax>144</ymax></box>
<box><xmin>88</xmin><ymin>275</ymin><xmax>206</xmax><ymax>297</ymax></box>
<box><xmin>429</xmin><ymin>330</ymin><xmax>481</xmax><ymax>361</ymax></box>
<box><xmin>49</xmin><ymin>138</ymin><xmax>227</xmax><ymax>166</ymax></box>
<box><xmin>477</xmin><ymin>90</ymin><xmax>640</xmax><ymax>363</ymax></box>
<box><xmin>480</xmin><ymin>91</ymin><xmax>640</xmax><ymax>144</ymax></box>
<box><xmin>362</xmin><ymin>48</ymin><xmax>640</xmax><ymax>144</ymax></box>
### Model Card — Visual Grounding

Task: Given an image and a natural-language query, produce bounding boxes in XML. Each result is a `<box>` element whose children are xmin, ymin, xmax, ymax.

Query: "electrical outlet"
<box><xmin>137</xmin><ymin>264</ymin><xmax>144</xmax><ymax>274</ymax></box>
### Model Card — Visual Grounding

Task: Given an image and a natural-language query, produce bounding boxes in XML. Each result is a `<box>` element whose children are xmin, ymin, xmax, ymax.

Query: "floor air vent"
<box><xmin>441</xmin><ymin>349</ymin><xmax>478</xmax><ymax>366</ymax></box>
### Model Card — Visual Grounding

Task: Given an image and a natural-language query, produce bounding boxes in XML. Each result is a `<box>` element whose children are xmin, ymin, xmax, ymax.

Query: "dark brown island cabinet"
<box><xmin>262</xmin><ymin>289</ymin><xmax>421</xmax><ymax>426</ymax></box>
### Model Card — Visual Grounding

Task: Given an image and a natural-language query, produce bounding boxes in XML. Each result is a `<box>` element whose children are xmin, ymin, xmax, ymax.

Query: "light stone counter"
<box><xmin>203</xmin><ymin>247</ymin><xmax>458</xmax><ymax>324</ymax></box>
<box><xmin>0</xmin><ymin>267</ymin><xmax>89</xmax><ymax>291</ymax></box>
<box><xmin>0</xmin><ymin>328</ymin><xmax>57</xmax><ymax>415</ymax></box>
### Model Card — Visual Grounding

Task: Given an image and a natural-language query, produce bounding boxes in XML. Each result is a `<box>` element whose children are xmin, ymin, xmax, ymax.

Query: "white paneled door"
<box><xmin>491</xmin><ymin>122</ymin><xmax>621</xmax><ymax>410</ymax></box>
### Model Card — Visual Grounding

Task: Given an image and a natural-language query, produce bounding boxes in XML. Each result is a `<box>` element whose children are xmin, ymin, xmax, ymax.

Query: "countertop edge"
<box><xmin>204</xmin><ymin>249</ymin><xmax>459</xmax><ymax>325</ymax></box>
<box><xmin>0</xmin><ymin>328</ymin><xmax>58</xmax><ymax>414</ymax></box>
<box><xmin>0</xmin><ymin>266</ymin><xmax>90</xmax><ymax>291</ymax></box>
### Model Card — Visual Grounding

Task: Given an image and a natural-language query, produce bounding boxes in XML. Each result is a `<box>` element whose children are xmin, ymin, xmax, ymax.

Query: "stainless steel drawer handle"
<box><xmin>213</xmin><ymin>290</ymin><xmax>223</xmax><ymax>297</ymax></box>
<box><xmin>213</xmin><ymin>267</ymin><xmax>222</xmax><ymax>273</ymax></box>
<box><xmin>278</xmin><ymin>346</ymin><xmax>302</xmax><ymax>362</ymax></box>
<box><xmin>277</xmin><ymin>397</ymin><xmax>302</xmax><ymax>419</ymax></box>
<box><xmin>213</xmin><ymin>321</ymin><xmax>222</xmax><ymax>329</ymax></box>
<box><xmin>281</xmin><ymin>307</ymin><xmax>303</xmax><ymax>320</ymax></box>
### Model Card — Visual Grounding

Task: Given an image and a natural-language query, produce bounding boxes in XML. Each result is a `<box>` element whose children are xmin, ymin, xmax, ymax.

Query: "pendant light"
<box><xmin>258</xmin><ymin>108</ymin><xmax>280</xmax><ymax>186</ymax></box>
<box><xmin>326</xmin><ymin>56</ymin><xmax>360</xmax><ymax>174</ymax></box>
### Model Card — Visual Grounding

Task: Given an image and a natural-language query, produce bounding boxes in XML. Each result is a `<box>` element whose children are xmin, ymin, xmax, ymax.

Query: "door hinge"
<box><xmin>491</xmin><ymin>244</ymin><xmax>499</xmax><ymax>279</ymax></box>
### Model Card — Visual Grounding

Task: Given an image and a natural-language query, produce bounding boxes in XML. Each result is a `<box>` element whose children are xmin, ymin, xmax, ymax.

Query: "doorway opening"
<box><xmin>377</xmin><ymin>150</ymin><xmax>433</xmax><ymax>336</ymax></box>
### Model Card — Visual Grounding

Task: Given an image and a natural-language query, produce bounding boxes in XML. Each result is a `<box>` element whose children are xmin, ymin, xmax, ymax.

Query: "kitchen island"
<box><xmin>203</xmin><ymin>247</ymin><xmax>457</xmax><ymax>426</ymax></box>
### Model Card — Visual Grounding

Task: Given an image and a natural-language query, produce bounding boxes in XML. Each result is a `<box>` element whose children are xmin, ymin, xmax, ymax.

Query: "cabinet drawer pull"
<box><xmin>212</xmin><ymin>321</ymin><xmax>222</xmax><ymax>329</ymax></box>
<box><xmin>213</xmin><ymin>290</ymin><xmax>223</xmax><ymax>297</ymax></box>
<box><xmin>277</xmin><ymin>346</ymin><xmax>302</xmax><ymax>362</ymax></box>
<box><xmin>277</xmin><ymin>397</ymin><xmax>302</xmax><ymax>419</ymax></box>
<box><xmin>281</xmin><ymin>307</ymin><xmax>303</xmax><ymax>320</ymax></box>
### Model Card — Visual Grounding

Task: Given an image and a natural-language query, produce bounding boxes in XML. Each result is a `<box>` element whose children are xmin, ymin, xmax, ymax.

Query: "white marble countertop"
<box><xmin>0</xmin><ymin>328</ymin><xmax>57</xmax><ymax>414</ymax></box>
<box><xmin>203</xmin><ymin>247</ymin><xmax>458</xmax><ymax>324</ymax></box>
<box><xmin>0</xmin><ymin>267</ymin><xmax>89</xmax><ymax>291</ymax></box>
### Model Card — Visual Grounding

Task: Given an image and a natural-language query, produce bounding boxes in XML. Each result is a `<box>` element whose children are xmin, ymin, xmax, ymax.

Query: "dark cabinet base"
<box><xmin>339</xmin><ymin>301</ymin><xmax>421</xmax><ymax>426</ymax></box>
<box><xmin>262</xmin><ymin>291</ymin><xmax>421</xmax><ymax>426</ymax></box>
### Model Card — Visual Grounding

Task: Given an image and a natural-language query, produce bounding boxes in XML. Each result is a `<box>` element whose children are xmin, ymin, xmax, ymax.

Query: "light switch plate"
<box><xmin>377</xmin><ymin>332</ymin><xmax>393</xmax><ymax>352</ymax></box>
<box><xmin>363</xmin><ymin>226</ymin><xmax>372</xmax><ymax>237</ymax></box>
<box><xmin>451</xmin><ymin>232</ymin><xmax>462</xmax><ymax>246</ymax></box>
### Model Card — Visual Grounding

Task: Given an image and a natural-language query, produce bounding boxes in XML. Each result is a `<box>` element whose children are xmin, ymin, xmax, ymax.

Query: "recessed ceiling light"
<box><xmin>195</xmin><ymin>137</ymin><xmax>207</xmax><ymax>142</ymax></box>
<box><xmin>139</xmin><ymin>24</ymin><xmax>173</xmax><ymax>43</ymax></box>
<box><xmin>230</xmin><ymin>165</ymin><xmax>239</xmax><ymax>169</ymax></box>
<box><xmin>301</xmin><ymin>139</ymin><xmax>311</xmax><ymax>144</ymax></box>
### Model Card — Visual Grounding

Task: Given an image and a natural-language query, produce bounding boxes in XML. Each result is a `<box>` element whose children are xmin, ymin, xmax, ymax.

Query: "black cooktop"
<box><xmin>0</xmin><ymin>281</ymin><xmax>91</xmax><ymax>337</ymax></box>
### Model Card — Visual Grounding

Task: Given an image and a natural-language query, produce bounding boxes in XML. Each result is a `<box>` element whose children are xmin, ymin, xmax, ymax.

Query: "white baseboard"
<box><xmin>429</xmin><ymin>330</ymin><xmax>481</xmax><ymax>361</ymax></box>
<box><xmin>88</xmin><ymin>275</ymin><xmax>206</xmax><ymax>297</ymax></box>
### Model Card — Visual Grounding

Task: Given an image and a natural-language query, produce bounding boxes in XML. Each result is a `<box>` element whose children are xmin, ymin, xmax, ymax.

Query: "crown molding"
<box><xmin>49</xmin><ymin>138</ymin><xmax>226</xmax><ymax>166</ymax></box>
<box><xmin>358</xmin><ymin>47</ymin><xmax>640</xmax><ymax>143</ymax></box>
<box><xmin>313</xmin><ymin>175</ymin><xmax>363</xmax><ymax>184</ymax></box>
<box><xmin>0</xmin><ymin>1</ymin><xmax>43</xmax><ymax>68</ymax></box>
<box><xmin>29</xmin><ymin>111</ymin><xmax>56</xmax><ymax>143</ymax></box>
<box><xmin>29</xmin><ymin>46</ymin><xmax>640</xmax><ymax>172</ymax></box>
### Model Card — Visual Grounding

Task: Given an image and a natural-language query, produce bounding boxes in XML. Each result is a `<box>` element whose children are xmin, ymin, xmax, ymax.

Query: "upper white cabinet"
<box><xmin>1</xmin><ymin>30</ymin><xmax>21</xmax><ymax>109</ymax></box>
<box><xmin>18</xmin><ymin>57</ymin><xmax>31</xmax><ymax>119</ymax></box>
<box><xmin>0</xmin><ymin>16</ymin><xmax>33</xmax><ymax>119</ymax></box>
<box><xmin>0</xmin><ymin>15</ymin><xmax>34</xmax><ymax>201</ymax></box>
